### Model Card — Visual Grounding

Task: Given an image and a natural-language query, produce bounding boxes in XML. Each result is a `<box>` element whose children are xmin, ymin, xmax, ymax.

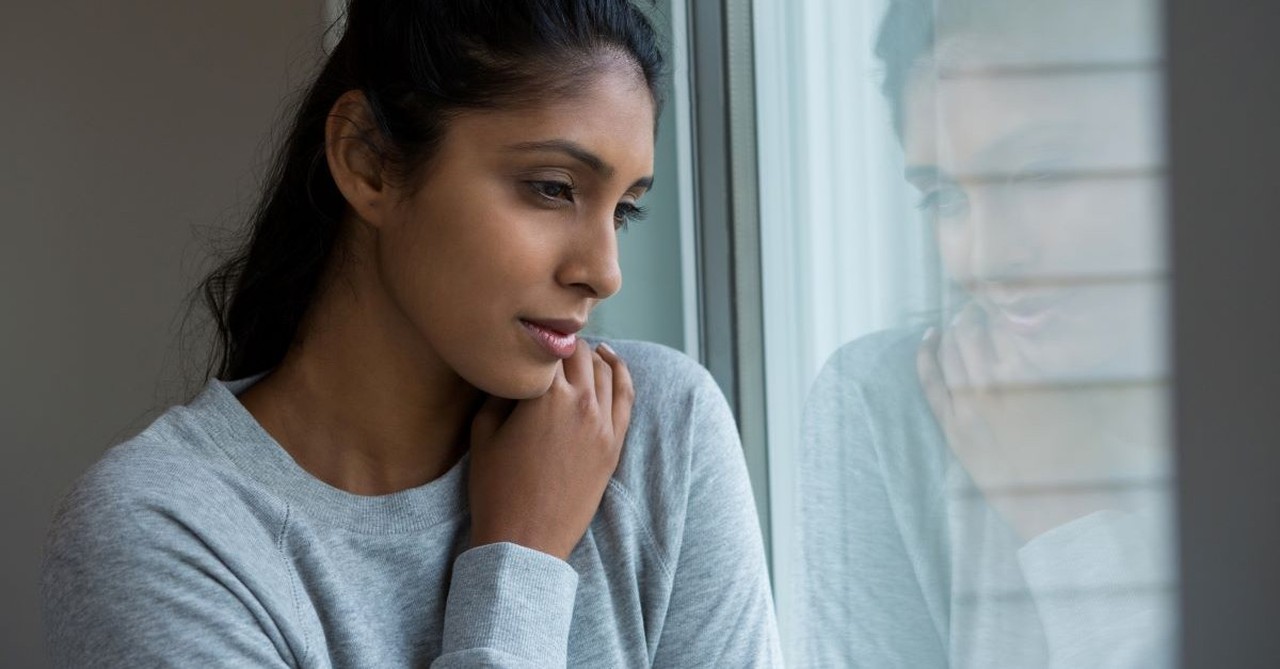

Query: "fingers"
<box><xmin>938</xmin><ymin>325</ymin><xmax>970</xmax><ymax>392</ymax></box>
<box><xmin>595</xmin><ymin>342</ymin><xmax>634</xmax><ymax>443</ymax></box>
<box><xmin>557</xmin><ymin>340</ymin><xmax>631</xmax><ymax>447</ymax></box>
<box><xmin>592</xmin><ymin>345</ymin><xmax>613</xmax><ymax>419</ymax></box>
<box><xmin>949</xmin><ymin>304</ymin><xmax>997</xmax><ymax>390</ymax></box>
<box><xmin>917</xmin><ymin>328</ymin><xmax>956</xmax><ymax>425</ymax></box>
<box><xmin>560</xmin><ymin>338</ymin><xmax>594</xmax><ymax>389</ymax></box>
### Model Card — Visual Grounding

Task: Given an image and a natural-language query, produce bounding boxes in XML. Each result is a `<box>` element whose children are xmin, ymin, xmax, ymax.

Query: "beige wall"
<box><xmin>0</xmin><ymin>2</ymin><xmax>325</xmax><ymax>665</ymax></box>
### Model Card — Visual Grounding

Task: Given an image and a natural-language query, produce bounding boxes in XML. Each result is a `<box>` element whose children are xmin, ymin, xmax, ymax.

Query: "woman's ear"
<box><xmin>325</xmin><ymin>90</ymin><xmax>392</xmax><ymax>227</ymax></box>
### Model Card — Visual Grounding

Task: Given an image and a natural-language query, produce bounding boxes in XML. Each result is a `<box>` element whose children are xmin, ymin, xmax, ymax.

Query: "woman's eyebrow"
<box><xmin>904</xmin><ymin>165</ymin><xmax>949</xmax><ymax>188</ymax></box>
<box><xmin>506</xmin><ymin>139</ymin><xmax>614</xmax><ymax>177</ymax></box>
<box><xmin>505</xmin><ymin>139</ymin><xmax>654</xmax><ymax>192</ymax></box>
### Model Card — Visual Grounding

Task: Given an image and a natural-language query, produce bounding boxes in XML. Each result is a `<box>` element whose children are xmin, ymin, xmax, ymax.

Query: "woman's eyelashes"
<box><xmin>916</xmin><ymin>183</ymin><xmax>969</xmax><ymax>219</ymax></box>
<box><xmin>525</xmin><ymin>180</ymin><xmax>648</xmax><ymax>231</ymax></box>
<box><xmin>613</xmin><ymin>201</ymin><xmax>648</xmax><ymax>231</ymax></box>
<box><xmin>528</xmin><ymin>179</ymin><xmax>576</xmax><ymax>204</ymax></box>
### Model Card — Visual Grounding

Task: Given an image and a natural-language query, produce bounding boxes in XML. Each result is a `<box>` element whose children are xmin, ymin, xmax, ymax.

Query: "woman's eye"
<box><xmin>613</xmin><ymin>202</ymin><xmax>649</xmax><ymax>232</ymax></box>
<box><xmin>916</xmin><ymin>186</ymin><xmax>969</xmax><ymax>219</ymax></box>
<box><xmin>528</xmin><ymin>180</ymin><xmax>575</xmax><ymax>203</ymax></box>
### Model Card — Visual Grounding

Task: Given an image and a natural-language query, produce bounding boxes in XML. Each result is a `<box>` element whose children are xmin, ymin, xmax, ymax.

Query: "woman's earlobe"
<box><xmin>325</xmin><ymin>90</ymin><xmax>390</xmax><ymax>226</ymax></box>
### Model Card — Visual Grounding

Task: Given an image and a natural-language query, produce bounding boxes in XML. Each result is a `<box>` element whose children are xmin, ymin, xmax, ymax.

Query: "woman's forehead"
<box><xmin>930</xmin><ymin>0</ymin><xmax>1160</xmax><ymax>67</ymax></box>
<box><xmin>901</xmin><ymin>64</ymin><xmax>1160</xmax><ymax>176</ymax></box>
<box><xmin>433</xmin><ymin>70</ymin><xmax>656</xmax><ymax>174</ymax></box>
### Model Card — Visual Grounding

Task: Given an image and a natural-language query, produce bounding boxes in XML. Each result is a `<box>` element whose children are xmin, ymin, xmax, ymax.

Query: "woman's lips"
<box><xmin>520</xmin><ymin>319</ymin><xmax>580</xmax><ymax>359</ymax></box>
<box><xmin>979</xmin><ymin>289</ymin><xmax>1067</xmax><ymax>336</ymax></box>
<box><xmin>997</xmin><ymin>306</ymin><xmax>1054</xmax><ymax>334</ymax></box>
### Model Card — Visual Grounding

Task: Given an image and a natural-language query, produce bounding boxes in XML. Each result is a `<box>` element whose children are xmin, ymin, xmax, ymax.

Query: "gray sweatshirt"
<box><xmin>792</xmin><ymin>329</ymin><xmax>1173</xmax><ymax>668</ymax></box>
<box><xmin>42</xmin><ymin>340</ymin><xmax>783</xmax><ymax>668</ymax></box>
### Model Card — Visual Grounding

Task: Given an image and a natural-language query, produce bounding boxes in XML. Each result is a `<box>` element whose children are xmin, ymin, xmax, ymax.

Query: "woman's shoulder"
<box><xmin>801</xmin><ymin>327</ymin><xmax>951</xmax><ymax>512</ymax></box>
<box><xmin>45</xmin><ymin>402</ymin><xmax>288</xmax><ymax>579</ymax></box>
<box><xmin>590</xmin><ymin>339</ymin><xmax>745</xmax><ymax>563</ymax></box>
<box><xmin>43</xmin><ymin>405</ymin><xmax>300</xmax><ymax>665</ymax></box>
<box><xmin>597</xmin><ymin>338</ymin><xmax>732</xmax><ymax>449</ymax></box>
<box><xmin>807</xmin><ymin>326</ymin><xmax>930</xmax><ymax>413</ymax></box>
<box><xmin>602</xmin><ymin>338</ymin><xmax>713</xmax><ymax>396</ymax></box>
<box><xmin>817</xmin><ymin>326</ymin><xmax>927</xmax><ymax>386</ymax></box>
<box><xmin>63</xmin><ymin>388</ymin><xmax>279</xmax><ymax>501</ymax></box>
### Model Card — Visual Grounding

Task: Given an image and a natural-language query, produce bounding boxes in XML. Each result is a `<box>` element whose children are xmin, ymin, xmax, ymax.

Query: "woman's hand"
<box><xmin>917</xmin><ymin>307</ymin><xmax>1163</xmax><ymax>541</ymax></box>
<box><xmin>466</xmin><ymin>341</ymin><xmax>633</xmax><ymax>561</ymax></box>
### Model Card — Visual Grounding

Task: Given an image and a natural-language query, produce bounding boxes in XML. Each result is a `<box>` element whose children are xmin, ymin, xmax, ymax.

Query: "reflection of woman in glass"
<box><xmin>796</xmin><ymin>0</ymin><xmax>1171</xmax><ymax>666</ymax></box>
<box><xmin>42</xmin><ymin>2</ymin><xmax>781</xmax><ymax>666</ymax></box>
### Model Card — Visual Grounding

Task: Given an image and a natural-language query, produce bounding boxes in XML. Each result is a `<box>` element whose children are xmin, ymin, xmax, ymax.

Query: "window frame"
<box><xmin>1168</xmin><ymin>1</ymin><xmax>1280</xmax><ymax>665</ymax></box>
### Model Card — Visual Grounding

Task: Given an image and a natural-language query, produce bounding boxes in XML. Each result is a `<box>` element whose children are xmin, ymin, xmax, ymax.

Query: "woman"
<box><xmin>795</xmin><ymin>0</ymin><xmax>1171</xmax><ymax>666</ymax></box>
<box><xmin>41</xmin><ymin>1</ymin><xmax>781</xmax><ymax>667</ymax></box>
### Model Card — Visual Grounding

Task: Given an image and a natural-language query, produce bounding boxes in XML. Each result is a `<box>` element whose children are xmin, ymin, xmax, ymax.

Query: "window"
<box><xmin>751</xmin><ymin>0</ymin><xmax>1176</xmax><ymax>665</ymax></box>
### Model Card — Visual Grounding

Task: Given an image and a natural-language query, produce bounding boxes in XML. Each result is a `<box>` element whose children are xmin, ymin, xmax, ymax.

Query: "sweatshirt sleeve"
<box><xmin>649</xmin><ymin>368</ymin><xmax>784</xmax><ymax>668</ymax></box>
<box><xmin>433</xmin><ymin>542</ymin><xmax>580</xmax><ymax>668</ymax></box>
<box><xmin>1016</xmin><ymin>508</ymin><xmax>1176</xmax><ymax>669</ymax></box>
<box><xmin>41</xmin><ymin>457</ymin><xmax>299</xmax><ymax>668</ymax></box>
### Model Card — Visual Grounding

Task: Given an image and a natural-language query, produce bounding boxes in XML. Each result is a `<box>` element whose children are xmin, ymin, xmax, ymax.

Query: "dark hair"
<box><xmin>198</xmin><ymin>0</ymin><xmax>666</xmax><ymax>382</ymax></box>
<box><xmin>875</xmin><ymin>0</ymin><xmax>935</xmax><ymax>139</ymax></box>
<box><xmin>877</xmin><ymin>0</ymin><xmax>1069</xmax><ymax>138</ymax></box>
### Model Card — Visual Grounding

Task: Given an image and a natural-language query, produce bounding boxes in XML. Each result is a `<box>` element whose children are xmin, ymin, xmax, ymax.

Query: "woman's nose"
<box><xmin>967</xmin><ymin>185</ymin><xmax>1039</xmax><ymax>282</ymax></box>
<box><xmin>558</xmin><ymin>213</ymin><xmax>623</xmax><ymax>299</ymax></box>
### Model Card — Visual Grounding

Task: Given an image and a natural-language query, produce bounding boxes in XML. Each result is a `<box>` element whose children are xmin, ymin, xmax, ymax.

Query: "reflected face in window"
<box><xmin>901</xmin><ymin>41</ymin><xmax>1165</xmax><ymax>378</ymax></box>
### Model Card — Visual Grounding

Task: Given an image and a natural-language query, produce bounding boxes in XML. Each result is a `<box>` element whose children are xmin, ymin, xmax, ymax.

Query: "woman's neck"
<box><xmin>238</xmin><ymin>254</ymin><xmax>482</xmax><ymax>496</ymax></box>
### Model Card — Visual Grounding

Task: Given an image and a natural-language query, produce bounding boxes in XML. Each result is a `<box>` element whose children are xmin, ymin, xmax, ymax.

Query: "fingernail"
<box><xmin>597</xmin><ymin>342</ymin><xmax>616</xmax><ymax>356</ymax></box>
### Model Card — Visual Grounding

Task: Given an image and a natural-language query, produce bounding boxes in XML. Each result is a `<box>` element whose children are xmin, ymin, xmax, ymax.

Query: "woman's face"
<box><xmin>373</xmin><ymin>63</ymin><xmax>655</xmax><ymax>399</ymax></box>
<box><xmin>902</xmin><ymin>38</ymin><xmax>1166</xmax><ymax>381</ymax></box>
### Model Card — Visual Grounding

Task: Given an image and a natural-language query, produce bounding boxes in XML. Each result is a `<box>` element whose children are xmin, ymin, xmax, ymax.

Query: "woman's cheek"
<box><xmin>937</xmin><ymin>224</ymin><xmax>973</xmax><ymax>284</ymax></box>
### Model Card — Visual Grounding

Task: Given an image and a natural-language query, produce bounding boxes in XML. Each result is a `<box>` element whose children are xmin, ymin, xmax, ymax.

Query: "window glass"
<box><xmin>754</xmin><ymin>1</ymin><xmax>1176</xmax><ymax>666</ymax></box>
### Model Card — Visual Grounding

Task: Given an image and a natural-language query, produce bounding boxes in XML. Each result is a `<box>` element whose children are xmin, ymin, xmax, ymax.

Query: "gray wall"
<box><xmin>1</xmin><ymin>2</ymin><xmax>325</xmax><ymax>665</ymax></box>
<box><xmin>2</xmin><ymin>2</ymin><xmax>685</xmax><ymax>666</ymax></box>
<box><xmin>585</xmin><ymin>2</ymin><xmax>688</xmax><ymax>350</ymax></box>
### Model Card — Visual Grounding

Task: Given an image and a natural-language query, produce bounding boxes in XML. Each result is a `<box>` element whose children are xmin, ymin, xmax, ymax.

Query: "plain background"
<box><xmin>1</xmin><ymin>2</ymin><xmax>685</xmax><ymax>666</ymax></box>
<box><xmin>2</xmin><ymin>2</ymin><xmax>325</xmax><ymax>665</ymax></box>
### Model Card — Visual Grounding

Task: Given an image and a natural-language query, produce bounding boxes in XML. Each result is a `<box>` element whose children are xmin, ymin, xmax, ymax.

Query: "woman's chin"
<box><xmin>470</xmin><ymin>364</ymin><xmax>558</xmax><ymax>401</ymax></box>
